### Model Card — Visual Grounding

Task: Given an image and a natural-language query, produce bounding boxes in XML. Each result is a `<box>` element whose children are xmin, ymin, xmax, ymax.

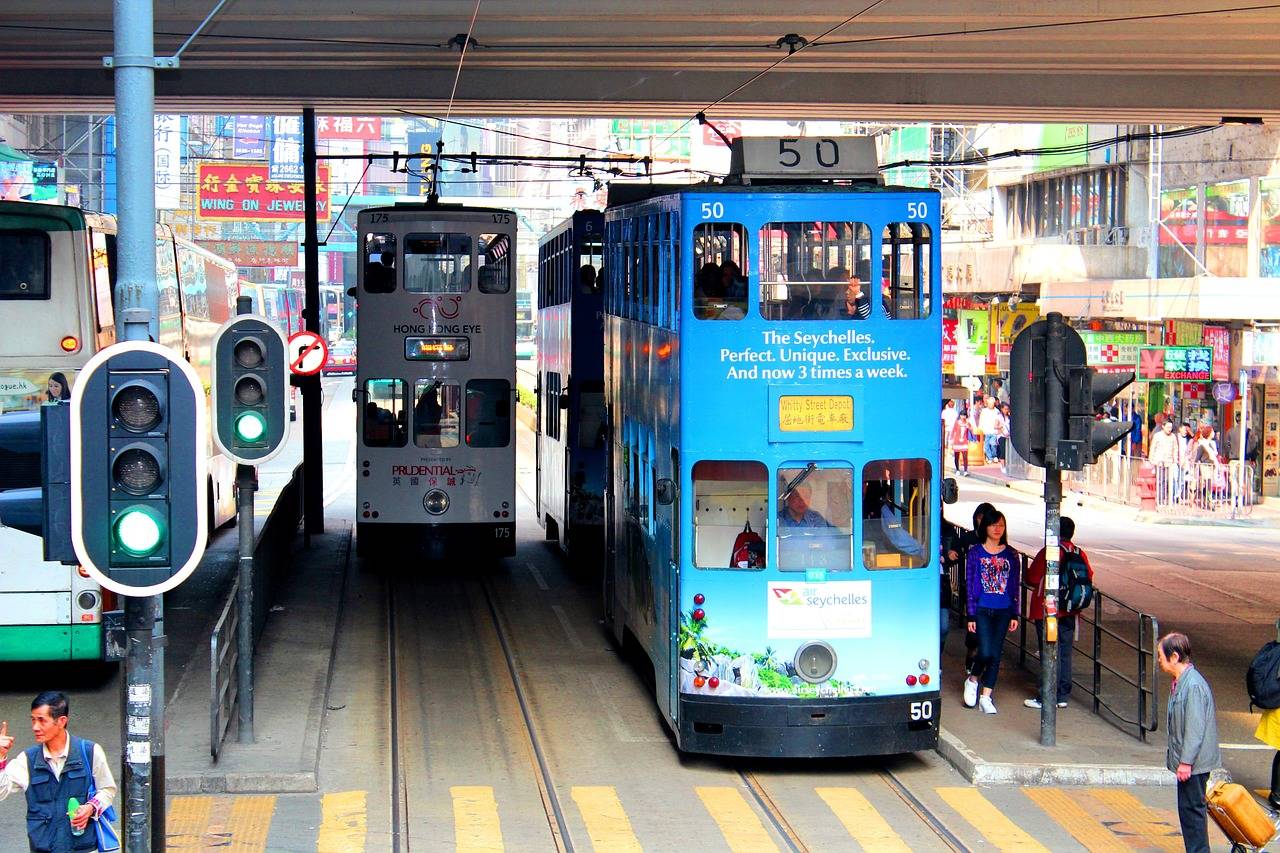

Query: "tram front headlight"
<box><xmin>423</xmin><ymin>489</ymin><xmax>450</xmax><ymax>516</ymax></box>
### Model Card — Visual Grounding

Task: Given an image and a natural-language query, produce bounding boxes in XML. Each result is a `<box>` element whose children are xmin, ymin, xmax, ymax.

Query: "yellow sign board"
<box><xmin>778</xmin><ymin>395</ymin><xmax>853</xmax><ymax>432</ymax></box>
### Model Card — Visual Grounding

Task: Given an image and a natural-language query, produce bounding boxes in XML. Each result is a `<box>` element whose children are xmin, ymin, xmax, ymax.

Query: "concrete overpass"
<box><xmin>0</xmin><ymin>1</ymin><xmax>1278</xmax><ymax>122</ymax></box>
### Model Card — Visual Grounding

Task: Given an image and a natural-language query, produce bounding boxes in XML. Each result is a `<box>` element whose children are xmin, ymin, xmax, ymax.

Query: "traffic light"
<box><xmin>212</xmin><ymin>315</ymin><xmax>290</xmax><ymax>464</ymax></box>
<box><xmin>1008</xmin><ymin>320</ymin><xmax>1049</xmax><ymax>467</ymax></box>
<box><xmin>1067</xmin><ymin>367</ymin><xmax>1135</xmax><ymax>466</ymax></box>
<box><xmin>71</xmin><ymin>341</ymin><xmax>207</xmax><ymax>595</ymax></box>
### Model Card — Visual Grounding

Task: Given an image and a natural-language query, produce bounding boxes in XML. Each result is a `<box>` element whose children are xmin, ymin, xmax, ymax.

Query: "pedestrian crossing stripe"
<box><xmin>167</xmin><ymin>783</ymin><xmax>1190</xmax><ymax>851</ymax></box>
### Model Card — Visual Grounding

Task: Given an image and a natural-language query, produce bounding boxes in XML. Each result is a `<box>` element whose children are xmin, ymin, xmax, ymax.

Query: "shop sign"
<box><xmin>317</xmin><ymin>116</ymin><xmax>382</xmax><ymax>140</ymax></box>
<box><xmin>1164</xmin><ymin>319</ymin><xmax>1203</xmax><ymax>346</ymax></box>
<box><xmin>942</xmin><ymin>318</ymin><xmax>957</xmax><ymax>374</ymax></box>
<box><xmin>954</xmin><ymin>309</ymin><xmax>990</xmax><ymax>376</ymax></box>
<box><xmin>197</xmin><ymin>240</ymin><xmax>298</xmax><ymax>267</ymax></box>
<box><xmin>1243</xmin><ymin>330</ymin><xmax>1280</xmax><ymax>367</ymax></box>
<box><xmin>1079</xmin><ymin>330</ymin><xmax>1144</xmax><ymax>373</ymax></box>
<box><xmin>1203</xmin><ymin>326</ymin><xmax>1231</xmax><ymax>381</ymax></box>
<box><xmin>1138</xmin><ymin>346</ymin><xmax>1212</xmax><ymax>381</ymax></box>
<box><xmin>232</xmin><ymin>115</ymin><xmax>268</xmax><ymax>160</ymax></box>
<box><xmin>196</xmin><ymin>163</ymin><xmax>330</xmax><ymax>222</ymax></box>
<box><xmin>270</xmin><ymin>116</ymin><xmax>304</xmax><ymax>181</ymax></box>
<box><xmin>1212</xmin><ymin>383</ymin><xmax>1238</xmax><ymax>404</ymax></box>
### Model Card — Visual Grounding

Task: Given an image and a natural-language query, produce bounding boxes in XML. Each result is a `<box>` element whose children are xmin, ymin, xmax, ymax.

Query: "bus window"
<box><xmin>0</xmin><ymin>230</ymin><xmax>50</xmax><ymax>299</ymax></box>
<box><xmin>478</xmin><ymin>233</ymin><xmax>511</xmax><ymax>293</ymax></box>
<box><xmin>465</xmin><ymin>379</ymin><xmax>511</xmax><ymax>448</ymax></box>
<box><xmin>413</xmin><ymin>380</ymin><xmax>461</xmax><ymax>448</ymax></box>
<box><xmin>364</xmin><ymin>232</ymin><xmax>396</xmax><ymax>294</ymax></box>
<box><xmin>90</xmin><ymin>231</ymin><xmax>114</xmax><ymax>333</ymax></box>
<box><xmin>759</xmin><ymin>222</ymin><xmax>872</xmax><ymax>321</ymax></box>
<box><xmin>363</xmin><ymin>379</ymin><xmax>407</xmax><ymax>447</ymax></box>
<box><xmin>880</xmin><ymin>223</ymin><xmax>932</xmax><ymax>319</ymax></box>
<box><xmin>692</xmin><ymin>461</ymin><xmax>766</xmax><ymax>569</ymax></box>
<box><xmin>777</xmin><ymin>465</ymin><xmax>852</xmax><ymax>572</ymax></box>
<box><xmin>692</xmin><ymin>222</ymin><xmax>747</xmax><ymax>320</ymax></box>
<box><xmin>861</xmin><ymin>459</ymin><xmax>931</xmax><ymax>569</ymax></box>
<box><xmin>405</xmin><ymin>233</ymin><xmax>471</xmax><ymax>293</ymax></box>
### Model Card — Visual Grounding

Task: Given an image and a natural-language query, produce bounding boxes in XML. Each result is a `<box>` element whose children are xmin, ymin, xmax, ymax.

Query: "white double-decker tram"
<box><xmin>355</xmin><ymin>203</ymin><xmax>517</xmax><ymax>557</ymax></box>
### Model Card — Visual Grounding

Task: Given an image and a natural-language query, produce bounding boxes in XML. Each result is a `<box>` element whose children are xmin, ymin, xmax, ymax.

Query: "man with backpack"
<box><xmin>1247</xmin><ymin>631</ymin><xmax>1280</xmax><ymax>809</ymax></box>
<box><xmin>1023</xmin><ymin>516</ymin><xmax>1095</xmax><ymax>709</ymax></box>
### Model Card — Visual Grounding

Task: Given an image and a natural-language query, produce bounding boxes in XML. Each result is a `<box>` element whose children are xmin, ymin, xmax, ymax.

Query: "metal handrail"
<box><xmin>949</xmin><ymin>536</ymin><xmax>1160</xmax><ymax>741</ymax></box>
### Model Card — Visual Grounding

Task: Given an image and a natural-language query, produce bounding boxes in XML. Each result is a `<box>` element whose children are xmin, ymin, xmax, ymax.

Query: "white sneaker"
<box><xmin>1024</xmin><ymin>697</ymin><xmax>1069</xmax><ymax>709</ymax></box>
<box><xmin>963</xmin><ymin>678</ymin><xmax>978</xmax><ymax>708</ymax></box>
<box><xmin>978</xmin><ymin>695</ymin><xmax>997</xmax><ymax>714</ymax></box>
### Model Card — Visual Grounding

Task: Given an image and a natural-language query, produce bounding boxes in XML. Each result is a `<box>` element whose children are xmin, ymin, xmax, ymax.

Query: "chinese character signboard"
<box><xmin>196</xmin><ymin>163</ymin><xmax>330</xmax><ymax>222</ymax></box>
<box><xmin>1079</xmin><ymin>330</ymin><xmax>1144</xmax><ymax>374</ymax></box>
<box><xmin>954</xmin><ymin>309</ymin><xmax>991</xmax><ymax>376</ymax></box>
<box><xmin>317</xmin><ymin>116</ymin><xmax>383</xmax><ymax>140</ymax></box>
<box><xmin>1203</xmin><ymin>326</ymin><xmax>1231</xmax><ymax>381</ymax></box>
<box><xmin>154</xmin><ymin>114</ymin><xmax>182</xmax><ymax>210</ymax></box>
<box><xmin>233</xmin><ymin>115</ymin><xmax>268</xmax><ymax>160</ymax></box>
<box><xmin>197</xmin><ymin>240</ymin><xmax>299</xmax><ymax>267</ymax></box>
<box><xmin>1137</xmin><ymin>346</ymin><xmax>1213</xmax><ymax>381</ymax></box>
<box><xmin>270</xmin><ymin>116</ymin><xmax>304</xmax><ymax>181</ymax></box>
<box><xmin>942</xmin><ymin>318</ymin><xmax>957</xmax><ymax>375</ymax></box>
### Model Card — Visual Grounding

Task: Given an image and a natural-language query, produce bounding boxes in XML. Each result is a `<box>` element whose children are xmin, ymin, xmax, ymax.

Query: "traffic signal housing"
<box><xmin>1068</xmin><ymin>367</ymin><xmax>1136</xmax><ymax>466</ymax></box>
<box><xmin>71</xmin><ymin>341</ymin><xmax>208</xmax><ymax>595</ymax></box>
<box><xmin>212</xmin><ymin>315</ymin><xmax>290</xmax><ymax>465</ymax></box>
<box><xmin>1008</xmin><ymin>320</ymin><xmax>1050</xmax><ymax>467</ymax></box>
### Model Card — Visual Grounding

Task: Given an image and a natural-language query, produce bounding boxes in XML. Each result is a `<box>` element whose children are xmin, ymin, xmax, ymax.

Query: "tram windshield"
<box><xmin>404</xmin><ymin>233</ymin><xmax>471</xmax><ymax>293</ymax></box>
<box><xmin>758</xmin><ymin>222</ymin><xmax>872</xmax><ymax>321</ymax></box>
<box><xmin>0</xmin><ymin>231</ymin><xmax>50</xmax><ymax>299</ymax></box>
<box><xmin>880</xmin><ymin>223</ymin><xmax>932</xmax><ymax>319</ymax></box>
<box><xmin>776</xmin><ymin>465</ymin><xmax>853</xmax><ymax>572</ymax></box>
<box><xmin>861</xmin><ymin>459</ymin><xmax>931</xmax><ymax>569</ymax></box>
<box><xmin>413</xmin><ymin>380</ymin><xmax>460</xmax><ymax>448</ymax></box>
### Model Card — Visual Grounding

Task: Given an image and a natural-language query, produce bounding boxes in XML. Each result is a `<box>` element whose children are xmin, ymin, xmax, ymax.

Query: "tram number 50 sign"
<box><xmin>732</xmin><ymin>136</ymin><xmax>881</xmax><ymax>181</ymax></box>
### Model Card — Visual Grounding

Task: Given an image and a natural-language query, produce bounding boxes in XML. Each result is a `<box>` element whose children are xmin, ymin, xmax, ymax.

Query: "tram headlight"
<box><xmin>423</xmin><ymin>489</ymin><xmax>450</xmax><ymax>516</ymax></box>
<box><xmin>794</xmin><ymin>641</ymin><xmax>837</xmax><ymax>684</ymax></box>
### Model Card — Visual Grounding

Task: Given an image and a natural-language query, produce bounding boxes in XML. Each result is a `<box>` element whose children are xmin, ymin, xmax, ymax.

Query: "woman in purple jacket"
<box><xmin>962</xmin><ymin>511</ymin><xmax>1020</xmax><ymax>714</ymax></box>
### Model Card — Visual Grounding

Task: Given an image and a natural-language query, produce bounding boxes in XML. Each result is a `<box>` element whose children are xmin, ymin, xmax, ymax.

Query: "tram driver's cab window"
<box><xmin>777</xmin><ymin>465</ymin><xmax>852</xmax><ymax>572</ymax></box>
<box><xmin>880</xmin><ymin>223</ymin><xmax>932</xmax><ymax>319</ymax></box>
<box><xmin>362</xmin><ymin>379</ymin><xmax>407</xmax><ymax>447</ymax></box>
<box><xmin>363</xmin><ymin>233</ymin><xmax>396</xmax><ymax>294</ymax></box>
<box><xmin>465</xmin><ymin>379</ymin><xmax>511</xmax><ymax>448</ymax></box>
<box><xmin>413</xmin><ymin>380</ymin><xmax>460</xmax><ymax>448</ymax></box>
<box><xmin>478</xmin><ymin>233</ymin><xmax>511</xmax><ymax>294</ymax></box>
<box><xmin>692</xmin><ymin>461</ymin><xmax>766</xmax><ymax>569</ymax></box>
<box><xmin>692</xmin><ymin>222</ymin><xmax>748</xmax><ymax>320</ymax></box>
<box><xmin>404</xmin><ymin>233</ymin><xmax>472</xmax><ymax>293</ymax></box>
<box><xmin>861</xmin><ymin>459</ymin><xmax>931</xmax><ymax>569</ymax></box>
<box><xmin>759</xmin><ymin>222</ymin><xmax>871</xmax><ymax>321</ymax></box>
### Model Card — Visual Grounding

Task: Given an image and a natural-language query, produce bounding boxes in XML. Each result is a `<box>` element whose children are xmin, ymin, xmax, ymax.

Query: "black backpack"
<box><xmin>1057</xmin><ymin>547</ymin><xmax>1094</xmax><ymax>614</ymax></box>
<box><xmin>1246</xmin><ymin>641</ymin><xmax>1280</xmax><ymax>710</ymax></box>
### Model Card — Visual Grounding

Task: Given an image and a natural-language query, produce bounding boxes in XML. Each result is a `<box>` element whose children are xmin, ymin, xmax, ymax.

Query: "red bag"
<box><xmin>730</xmin><ymin>521</ymin><xmax>766</xmax><ymax>568</ymax></box>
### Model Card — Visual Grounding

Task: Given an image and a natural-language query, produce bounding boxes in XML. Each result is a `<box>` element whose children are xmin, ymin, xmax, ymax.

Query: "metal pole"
<box><xmin>1237</xmin><ymin>368</ymin><xmax>1249</xmax><ymax>514</ymax></box>
<box><xmin>301</xmin><ymin>108</ymin><xmax>324</xmax><ymax>534</ymax></box>
<box><xmin>122</xmin><ymin>597</ymin><xmax>155</xmax><ymax>853</ymax></box>
<box><xmin>1040</xmin><ymin>312</ymin><xmax>1066</xmax><ymax>747</ymax></box>
<box><xmin>236</xmin><ymin>463</ymin><xmax>256</xmax><ymax>742</ymax></box>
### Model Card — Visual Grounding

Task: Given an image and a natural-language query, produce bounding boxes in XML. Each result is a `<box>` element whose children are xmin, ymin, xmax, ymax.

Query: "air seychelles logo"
<box><xmin>771</xmin><ymin>587</ymin><xmax>805</xmax><ymax>606</ymax></box>
<box><xmin>414</xmin><ymin>295</ymin><xmax>461</xmax><ymax>321</ymax></box>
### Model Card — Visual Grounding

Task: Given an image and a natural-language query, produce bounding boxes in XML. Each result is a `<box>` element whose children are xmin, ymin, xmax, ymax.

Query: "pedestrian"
<box><xmin>0</xmin><ymin>691</ymin><xmax>118</xmax><ymax>852</ymax></box>
<box><xmin>1149</xmin><ymin>420</ymin><xmax>1181</xmax><ymax>504</ymax></box>
<box><xmin>946</xmin><ymin>502</ymin><xmax>996</xmax><ymax>670</ymax></box>
<box><xmin>1158</xmin><ymin>632</ymin><xmax>1220</xmax><ymax>853</ymax></box>
<box><xmin>1023</xmin><ymin>516</ymin><xmax>1093</xmax><ymax>709</ymax></box>
<box><xmin>1257</xmin><ymin>695</ymin><xmax>1280</xmax><ymax>811</ymax></box>
<box><xmin>941</xmin><ymin>398</ymin><xmax>958</xmax><ymax>440</ymax></box>
<box><xmin>949</xmin><ymin>413</ymin><xmax>971</xmax><ymax>476</ymax></box>
<box><xmin>962</xmin><ymin>510</ymin><xmax>1020</xmax><ymax>714</ymax></box>
<box><xmin>978</xmin><ymin>398</ymin><xmax>1003</xmax><ymax>464</ymax></box>
<box><xmin>997</xmin><ymin>403</ymin><xmax>1011</xmax><ymax>472</ymax></box>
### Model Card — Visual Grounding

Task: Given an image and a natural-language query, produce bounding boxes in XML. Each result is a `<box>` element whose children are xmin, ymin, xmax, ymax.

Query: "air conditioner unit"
<box><xmin>996</xmin><ymin>352</ymin><xmax>1011</xmax><ymax>373</ymax></box>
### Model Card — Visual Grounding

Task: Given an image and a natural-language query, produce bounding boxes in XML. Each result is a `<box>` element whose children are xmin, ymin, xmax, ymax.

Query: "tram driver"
<box><xmin>777</xmin><ymin>483</ymin><xmax>832</xmax><ymax>528</ymax></box>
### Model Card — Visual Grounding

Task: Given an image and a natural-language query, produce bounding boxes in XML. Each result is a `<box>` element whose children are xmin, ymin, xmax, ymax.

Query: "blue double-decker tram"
<box><xmin>535</xmin><ymin>211</ymin><xmax>606</xmax><ymax>559</ymax></box>
<box><xmin>603</xmin><ymin>138</ymin><xmax>943</xmax><ymax>757</ymax></box>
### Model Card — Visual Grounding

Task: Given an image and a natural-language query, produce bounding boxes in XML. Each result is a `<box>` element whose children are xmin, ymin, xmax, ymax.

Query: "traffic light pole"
<box><xmin>236</xmin><ymin>464</ymin><xmax>256</xmax><ymax>742</ymax></box>
<box><xmin>301</xmin><ymin>108</ymin><xmax>324</xmax><ymax>534</ymax></box>
<box><xmin>1040</xmin><ymin>313</ymin><xmax>1066</xmax><ymax>747</ymax></box>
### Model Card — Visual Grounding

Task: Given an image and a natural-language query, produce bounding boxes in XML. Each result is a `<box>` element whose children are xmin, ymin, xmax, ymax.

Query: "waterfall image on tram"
<box><xmin>602</xmin><ymin>137</ymin><xmax>945</xmax><ymax>757</ymax></box>
<box><xmin>354</xmin><ymin>203</ymin><xmax>517</xmax><ymax>557</ymax></box>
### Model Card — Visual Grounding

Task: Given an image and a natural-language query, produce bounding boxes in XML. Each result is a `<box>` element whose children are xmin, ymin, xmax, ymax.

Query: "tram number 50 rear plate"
<box><xmin>910</xmin><ymin>700</ymin><xmax>934</xmax><ymax>721</ymax></box>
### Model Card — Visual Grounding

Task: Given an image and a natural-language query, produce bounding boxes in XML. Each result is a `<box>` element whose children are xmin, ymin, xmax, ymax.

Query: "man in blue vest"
<box><xmin>0</xmin><ymin>691</ymin><xmax>116</xmax><ymax>852</ymax></box>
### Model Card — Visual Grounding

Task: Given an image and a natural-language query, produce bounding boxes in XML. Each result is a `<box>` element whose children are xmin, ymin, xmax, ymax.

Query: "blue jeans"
<box><xmin>968</xmin><ymin>607</ymin><xmax>1012</xmax><ymax>691</ymax></box>
<box><xmin>984</xmin><ymin>434</ymin><xmax>1000</xmax><ymax>462</ymax></box>
<box><xmin>1033</xmin><ymin>615</ymin><xmax>1076</xmax><ymax>702</ymax></box>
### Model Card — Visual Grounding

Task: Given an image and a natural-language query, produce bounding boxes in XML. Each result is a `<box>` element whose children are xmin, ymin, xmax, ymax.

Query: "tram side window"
<box><xmin>466</xmin><ymin>379</ymin><xmax>511</xmax><ymax>448</ymax></box>
<box><xmin>777</xmin><ymin>466</ymin><xmax>852</xmax><ymax>572</ymax></box>
<box><xmin>544</xmin><ymin>372</ymin><xmax>562</xmax><ymax>439</ymax></box>
<box><xmin>692</xmin><ymin>461</ymin><xmax>767</xmax><ymax>570</ymax></box>
<box><xmin>0</xmin><ymin>230</ymin><xmax>50</xmax><ymax>299</ymax></box>
<box><xmin>580</xmin><ymin>235</ymin><xmax>603</xmax><ymax>295</ymax></box>
<box><xmin>404</xmin><ymin>233</ymin><xmax>471</xmax><ymax>293</ymax></box>
<box><xmin>478</xmin><ymin>233</ymin><xmax>511</xmax><ymax>294</ymax></box>
<box><xmin>364</xmin><ymin>232</ymin><xmax>397</xmax><ymax>294</ymax></box>
<box><xmin>880</xmin><ymin>223</ymin><xmax>932</xmax><ymax>319</ymax></box>
<box><xmin>692</xmin><ymin>222</ymin><xmax>747</xmax><ymax>320</ymax></box>
<box><xmin>861</xmin><ymin>459</ymin><xmax>931</xmax><ymax>569</ymax></box>
<box><xmin>413</xmin><ymin>380</ymin><xmax>461</xmax><ymax>448</ymax></box>
<box><xmin>363</xmin><ymin>379</ymin><xmax>407</xmax><ymax>448</ymax></box>
<box><xmin>759</xmin><ymin>222</ymin><xmax>872</xmax><ymax>321</ymax></box>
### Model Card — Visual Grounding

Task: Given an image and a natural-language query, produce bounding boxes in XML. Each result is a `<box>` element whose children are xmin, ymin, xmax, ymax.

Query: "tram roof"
<box><xmin>606</xmin><ymin>180</ymin><xmax>936</xmax><ymax>209</ymax></box>
<box><xmin>360</xmin><ymin>202</ymin><xmax>517</xmax><ymax>217</ymax></box>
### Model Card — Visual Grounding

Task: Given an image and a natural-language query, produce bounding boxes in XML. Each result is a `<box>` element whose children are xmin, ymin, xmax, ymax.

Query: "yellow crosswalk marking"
<box><xmin>571</xmin><ymin>786</ymin><xmax>643</xmax><ymax>852</ymax></box>
<box><xmin>226</xmin><ymin>795</ymin><xmax>275</xmax><ymax>851</ymax></box>
<box><xmin>1085</xmin><ymin>790</ymin><xmax>1183</xmax><ymax>852</ymax></box>
<box><xmin>936</xmin><ymin>788</ymin><xmax>1050</xmax><ymax>852</ymax></box>
<box><xmin>452</xmin><ymin>785</ymin><xmax>504</xmax><ymax>852</ymax></box>
<box><xmin>695</xmin><ymin>786</ymin><xmax>780</xmax><ymax>853</ymax></box>
<box><xmin>816</xmin><ymin>787</ymin><xmax>910</xmax><ymax>852</ymax></box>
<box><xmin>1022</xmin><ymin>788</ymin><xmax>1128</xmax><ymax>852</ymax></box>
<box><xmin>318</xmin><ymin>790</ymin><xmax>367</xmax><ymax>852</ymax></box>
<box><xmin>166</xmin><ymin>795</ymin><xmax>214</xmax><ymax>849</ymax></box>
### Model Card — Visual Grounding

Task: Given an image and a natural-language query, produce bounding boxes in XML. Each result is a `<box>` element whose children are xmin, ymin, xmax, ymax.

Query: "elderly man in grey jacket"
<box><xmin>1158</xmin><ymin>632</ymin><xmax>1221</xmax><ymax>853</ymax></box>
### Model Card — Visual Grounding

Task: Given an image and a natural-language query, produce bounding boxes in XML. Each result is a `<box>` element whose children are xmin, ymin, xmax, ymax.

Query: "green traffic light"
<box><xmin>114</xmin><ymin>508</ymin><xmax>163</xmax><ymax>557</ymax></box>
<box><xmin>234</xmin><ymin>411</ymin><xmax>267</xmax><ymax>443</ymax></box>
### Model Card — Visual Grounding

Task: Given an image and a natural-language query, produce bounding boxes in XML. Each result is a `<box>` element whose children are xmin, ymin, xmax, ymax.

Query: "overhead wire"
<box><xmin>445</xmin><ymin>0</ymin><xmax>483</xmax><ymax>124</ymax></box>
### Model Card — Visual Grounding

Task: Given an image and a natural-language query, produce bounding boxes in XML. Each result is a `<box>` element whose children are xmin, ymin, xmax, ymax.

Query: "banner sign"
<box><xmin>270</xmin><ymin>116</ymin><xmax>304</xmax><ymax>181</ymax></box>
<box><xmin>954</xmin><ymin>309</ymin><xmax>989</xmax><ymax>376</ymax></box>
<box><xmin>197</xmin><ymin>240</ymin><xmax>298</xmax><ymax>267</ymax></box>
<box><xmin>317</xmin><ymin>116</ymin><xmax>382</xmax><ymax>140</ymax></box>
<box><xmin>942</xmin><ymin>318</ymin><xmax>957</xmax><ymax>375</ymax></box>
<box><xmin>196</xmin><ymin>163</ymin><xmax>330</xmax><ymax>222</ymax></box>
<box><xmin>154</xmin><ymin>114</ymin><xmax>182</xmax><ymax>210</ymax></box>
<box><xmin>1138</xmin><ymin>346</ymin><xmax>1213</xmax><ymax>382</ymax></box>
<box><xmin>233</xmin><ymin>115</ymin><xmax>268</xmax><ymax>160</ymax></box>
<box><xmin>1079</xmin><ymin>330</ymin><xmax>1144</xmax><ymax>373</ymax></box>
<box><xmin>1203</xmin><ymin>325</ymin><xmax>1231</xmax><ymax>382</ymax></box>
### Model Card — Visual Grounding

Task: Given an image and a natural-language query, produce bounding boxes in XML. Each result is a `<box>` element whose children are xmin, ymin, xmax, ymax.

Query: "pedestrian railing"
<box><xmin>1153</xmin><ymin>462</ymin><xmax>1255</xmax><ymax>519</ymax></box>
<box><xmin>1065</xmin><ymin>451</ymin><xmax>1142</xmax><ymax>506</ymax></box>
<box><xmin>209</xmin><ymin>578</ymin><xmax>240</xmax><ymax>761</ymax></box>
<box><xmin>948</xmin><ymin>539</ymin><xmax>1161</xmax><ymax>741</ymax></box>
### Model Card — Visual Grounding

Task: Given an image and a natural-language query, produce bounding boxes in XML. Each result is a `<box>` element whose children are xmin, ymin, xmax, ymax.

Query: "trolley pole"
<box><xmin>301</xmin><ymin>108</ymin><xmax>324</xmax><ymax>534</ymax></box>
<box><xmin>1040</xmin><ymin>313</ymin><xmax>1066</xmax><ymax>747</ymax></box>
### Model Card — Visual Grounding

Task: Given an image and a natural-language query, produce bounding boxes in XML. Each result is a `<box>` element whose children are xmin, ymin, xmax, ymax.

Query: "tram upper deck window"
<box><xmin>413</xmin><ymin>380</ymin><xmax>461</xmax><ymax>448</ymax></box>
<box><xmin>363</xmin><ymin>379</ymin><xmax>407</xmax><ymax>447</ymax></box>
<box><xmin>758</xmin><ymin>222</ymin><xmax>871</xmax><ymax>321</ymax></box>
<box><xmin>404</xmin><ymin>233</ymin><xmax>472</xmax><ymax>293</ymax></box>
<box><xmin>363</xmin><ymin>232</ymin><xmax>396</xmax><ymax>294</ymax></box>
<box><xmin>692</xmin><ymin>222</ymin><xmax>747</xmax><ymax>320</ymax></box>
<box><xmin>466</xmin><ymin>379</ymin><xmax>511</xmax><ymax>448</ymax></box>
<box><xmin>0</xmin><ymin>230</ymin><xmax>50</xmax><ymax>299</ymax></box>
<box><xmin>880</xmin><ymin>223</ymin><xmax>932</xmax><ymax>319</ymax></box>
<box><xmin>777</xmin><ymin>465</ymin><xmax>852</xmax><ymax>572</ymax></box>
<box><xmin>478</xmin><ymin>233</ymin><xmax>511</xmax><ymax>294</ymax></box>
<box><xmin>692</xmin><ymin>461</ymin><xmax>766</xmax><ymax>569</ymax></box>
<box><xmin>861</xmin><ymin>459</ymin><xmax>931</xmax><ymax>570</ymax></box>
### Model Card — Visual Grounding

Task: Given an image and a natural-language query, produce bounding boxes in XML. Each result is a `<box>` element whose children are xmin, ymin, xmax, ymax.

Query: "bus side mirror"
<box><xmin>942</xmin><ymin>477</ymin><xmax>959</xmax><ymax>504</ymax></box>
<box><xmin>655</xmin><ymin>479</ymin><xmax>676</xmax><ymax>506</ymax></box>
